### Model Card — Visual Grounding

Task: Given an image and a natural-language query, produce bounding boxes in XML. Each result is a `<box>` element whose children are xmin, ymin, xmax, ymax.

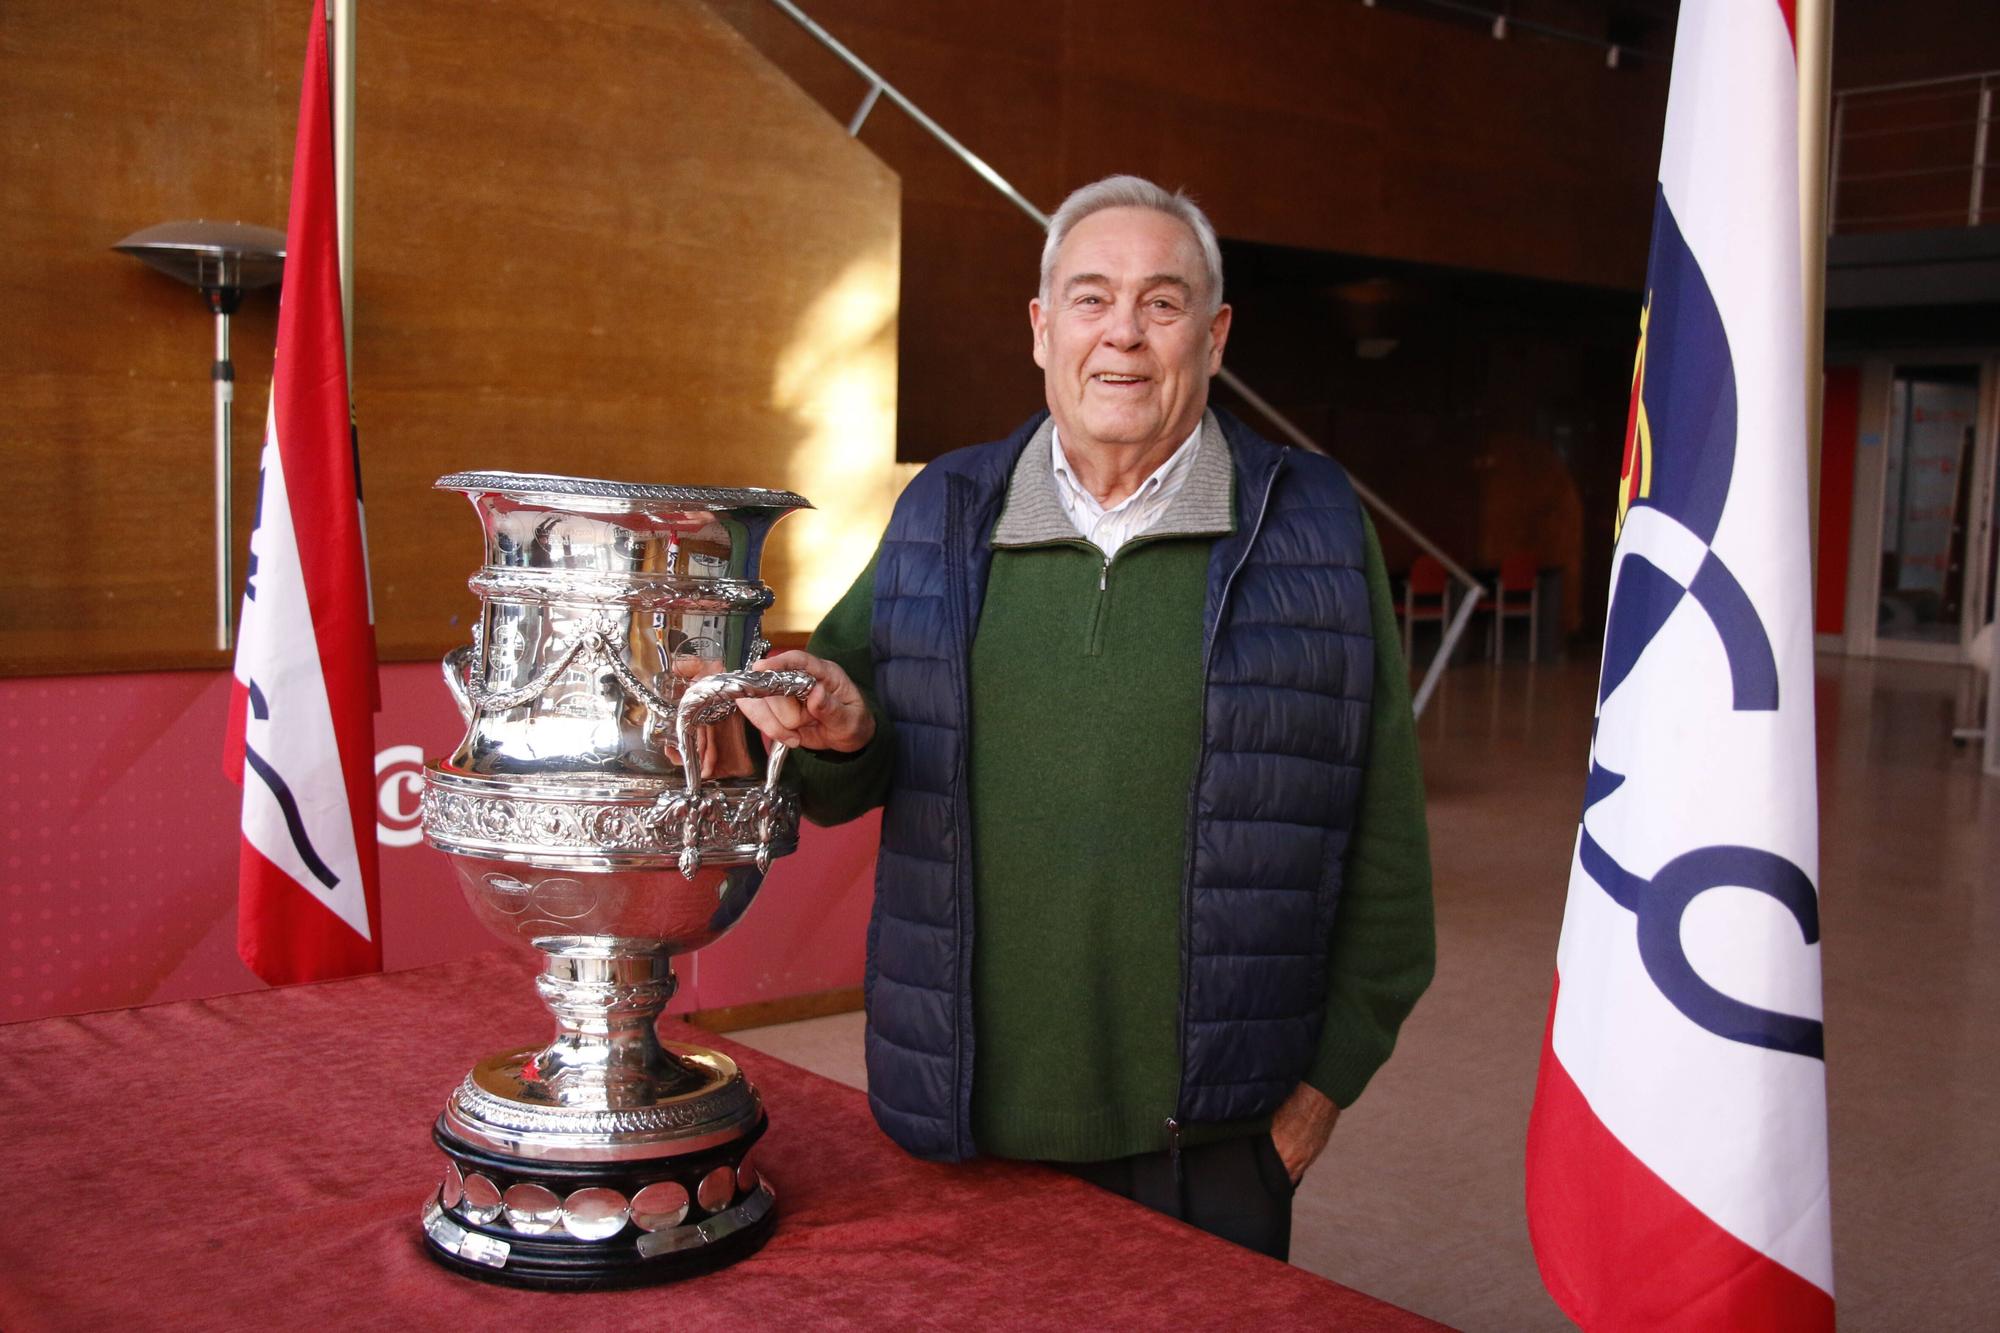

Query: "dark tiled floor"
<box><xmin>734</xmin><ymin>656</ymin><xmax>2000</xmax><ymax>1331</ymax></box>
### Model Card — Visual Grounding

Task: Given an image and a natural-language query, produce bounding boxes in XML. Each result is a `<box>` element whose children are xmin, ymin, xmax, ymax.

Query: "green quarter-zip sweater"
<box><xmin>790</xmin><ymin>422</ymin><xmax>1435</xmax><ymax>1163</ymax></box>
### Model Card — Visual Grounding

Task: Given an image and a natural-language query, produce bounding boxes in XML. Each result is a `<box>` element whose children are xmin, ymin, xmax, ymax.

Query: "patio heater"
<box><xmin>115</xmin><ymin>220</ymin><xmax>287</xmax><ymax>651</ymax></box>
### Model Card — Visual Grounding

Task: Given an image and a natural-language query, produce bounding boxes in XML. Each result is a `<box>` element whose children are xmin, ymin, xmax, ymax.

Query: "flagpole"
<box><xmin>213</xmin><ymin>290</ymin><xmax>235</xmax><ymax>650</ymax></box>
<box><xmin>1798</xmin><ymin>0</ymin><xmax>1835</xmax><ymax>587</ymax></box>
<box><xmin>331</xmin><ymin>0</ymin><xmax>356</xmax><ymax>368</ymax></box>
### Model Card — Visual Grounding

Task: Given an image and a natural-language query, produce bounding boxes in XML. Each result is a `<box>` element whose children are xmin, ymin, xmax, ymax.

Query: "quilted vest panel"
<box><xmin>1182</xmin><ymin>419</ymin><xmax>1374</xmax><ymax>1123</ymax></box>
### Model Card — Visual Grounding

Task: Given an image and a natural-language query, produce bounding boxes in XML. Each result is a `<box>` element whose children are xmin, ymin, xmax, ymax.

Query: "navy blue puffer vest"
<box><xmin>864</xmin><ymin>409</ymin><xmax>1374</xmax><ymax>1161</ymax></box>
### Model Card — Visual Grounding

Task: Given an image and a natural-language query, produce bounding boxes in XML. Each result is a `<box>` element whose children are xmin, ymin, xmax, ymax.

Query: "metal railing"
<box><xmin>1829</xmin><ymin>70</ymin><xmax>1997</xmax><ymax>233</ymax></box>
<box><xmin>763</xmin><ymin>0</ymin><xmax>1487</xmax><ymax>715</ymax></box>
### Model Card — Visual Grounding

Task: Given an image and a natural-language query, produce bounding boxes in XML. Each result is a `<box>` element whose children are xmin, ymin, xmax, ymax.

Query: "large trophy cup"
<box><xmin>416</xmin><ymin>471</ymin><xmax>814</xmax><ymax>1288</ymax></box>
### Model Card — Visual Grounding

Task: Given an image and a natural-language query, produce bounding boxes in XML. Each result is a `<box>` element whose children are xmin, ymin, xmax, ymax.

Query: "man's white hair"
<box><xmin>1037</xmin><ymin>175</ymin><xmax>1225</xmax><ymax>314</ymax></box>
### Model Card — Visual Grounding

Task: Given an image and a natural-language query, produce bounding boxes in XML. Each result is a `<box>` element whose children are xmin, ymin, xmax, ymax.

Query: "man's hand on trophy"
<box><xmin>738</xmin><ymin>650</ymin><xmax>876</xmax><ymax>754</ymax></box>
<box><xmin>669</xmin><ymin>656</ymin><xmax>756</xmax><ymax>780</ymax></box>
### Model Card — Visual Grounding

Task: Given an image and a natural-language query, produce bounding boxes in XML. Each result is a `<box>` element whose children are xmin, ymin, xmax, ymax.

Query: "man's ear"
<box><xmin>1206</xmin><ymin>303</ymin><xmax>1233</xmax><ymax>375</ymax></box>
<box><xmin>1029</xmin><ymin>297</ymin><xmax>1049</xmax><ymax>370</ymax></box>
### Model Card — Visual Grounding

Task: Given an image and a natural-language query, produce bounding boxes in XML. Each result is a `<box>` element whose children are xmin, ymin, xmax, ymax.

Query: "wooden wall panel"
<box><xmin>710</xmin><ymin>0</ymin><xmax>1668</xmax><ymax>464</ymax></box>
<box><xmin>716</xmin><ymin>0</ymin><xmax>1668</xmax><ymax>285</ymax></box>
<box><xmin>1832</xmin><ymin>0</ymin><xmax>2000</xmax><ymax>91</ymax></box>
<box><xmin>350</xmin><ymin>0</ymin><xmax>899</xmax><ymax>650</ymax></box>
<box><xmin>1</xmin><ymin>3</ymin><xmax>287</xmax><ymax>673</ymax></box>
<box><xmin>2</xmin><ymin>0</ymin><xmax>900</xmax><ymax>674</ymax></box>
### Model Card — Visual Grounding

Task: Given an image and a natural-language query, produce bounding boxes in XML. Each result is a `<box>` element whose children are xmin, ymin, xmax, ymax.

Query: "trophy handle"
<box><xmin>442</xmin><ymin>643</ymin><xmax>477</xmax><ymax>724</ymax></box>
<box><xmin>671</xmin><ymin>669</ymin><xmax>814</xmax><ymax>879</ymax></box>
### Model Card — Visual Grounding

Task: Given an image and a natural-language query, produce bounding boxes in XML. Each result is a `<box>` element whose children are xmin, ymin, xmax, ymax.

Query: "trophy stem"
<box><xmin>527</xmin><ymin>938</ymin><xmax>705</xmax><ymax>1107</ymax></box>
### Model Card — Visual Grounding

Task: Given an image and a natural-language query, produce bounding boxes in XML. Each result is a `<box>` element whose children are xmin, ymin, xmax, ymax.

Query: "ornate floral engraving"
<box><xmin>470</xmin><ymin>567</ymin><xmax>775</xmax><ymax>614</ymax></box>
<box><xmin>421</xmin><ymin>775</ymin><xmax>800</xmax><ymax>863</ymax></box>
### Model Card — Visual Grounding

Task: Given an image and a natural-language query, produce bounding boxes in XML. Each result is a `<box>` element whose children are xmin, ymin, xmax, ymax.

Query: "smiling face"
<box><xmin>1030</xmin><ymin>206</ymin><xmax>1232</xmax><ymax>462</ymax></box>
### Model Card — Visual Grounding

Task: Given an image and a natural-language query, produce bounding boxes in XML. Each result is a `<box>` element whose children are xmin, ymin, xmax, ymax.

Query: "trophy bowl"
<box><xmin>415</xmin><ymin>471</ymin><xmax>813</xmax><ymax>1289</ymax></box>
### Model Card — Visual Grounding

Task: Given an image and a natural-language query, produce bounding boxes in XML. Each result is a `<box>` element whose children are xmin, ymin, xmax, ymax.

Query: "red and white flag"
<box><xmin>1526</xmin><ymin>0</ymin><xmax>1834</xmax><ymax>1328</ymax></box>
<box><xmin>223</xmin><ymin>0</ymin><xmax>382</xmax><ymax>985</ymax></box>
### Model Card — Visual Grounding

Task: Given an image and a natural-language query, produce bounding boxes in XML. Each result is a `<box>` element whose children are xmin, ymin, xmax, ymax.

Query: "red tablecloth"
<box><xmin>0</xmin><ymin>956</ymin><xmax>1442</xmax><ymax>1330</ymax></box>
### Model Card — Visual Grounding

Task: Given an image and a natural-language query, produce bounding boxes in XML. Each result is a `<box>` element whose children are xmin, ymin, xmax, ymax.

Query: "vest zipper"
<box><xmin>945</xmin><ymin>473</ymin><xmax>977</xmax><ymax>1162</ymax></box>
<box><xmin>1173</xmin><ymin>453</ymin><xmax>1285</xmax><ymax>1127</ymax></box>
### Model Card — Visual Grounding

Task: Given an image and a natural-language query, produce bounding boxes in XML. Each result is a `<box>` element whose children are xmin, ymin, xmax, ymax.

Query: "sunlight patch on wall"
<box><xmin>760</xmin><ymin>245</ymin><xmax>900</xmax><ymax>636</ymax></box>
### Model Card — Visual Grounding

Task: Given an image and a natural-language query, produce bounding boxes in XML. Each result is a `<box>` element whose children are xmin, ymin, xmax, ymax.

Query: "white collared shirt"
<box><xmin>1050</xmin><ymin>424</ymin><xmax>1203</xmax><ymax>558</ymax></box>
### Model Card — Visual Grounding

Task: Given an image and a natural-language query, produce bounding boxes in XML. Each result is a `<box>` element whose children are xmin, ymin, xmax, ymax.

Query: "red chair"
<box><xmin>1401</xmin><ymin>555</ymin><xmax>1451</xmax><ymax>664</ymax></box>
<box><xmin>1489</xmin><ymin>552</ymin><xmax>1540</xmax><ymax>664</ymax></box>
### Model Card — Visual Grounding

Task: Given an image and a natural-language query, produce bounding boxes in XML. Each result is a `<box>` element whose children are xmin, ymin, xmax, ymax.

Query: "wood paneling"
<box><xmin>1833</xmin><ymin>0</ymin><xmax>2000</xmax><ymax>92</ymax></box>
<box><xmin>713</xmin><ymin>0</ymin><xmax>1670</xmax><ymax>281</ymax></box>
<box><xmin>2</xmin><ymin>0</ymin><xmax>899</xmax><ymax>675</ymax></box>
<box><xmin>1</xmin><ymin>3</ymin><xmax>287</xmax><ymax>673</ymax></box>
<box><xmin>710</xmin><ymin>0</ymin><xmax>1668</xmax><ymax>462</ymax></box>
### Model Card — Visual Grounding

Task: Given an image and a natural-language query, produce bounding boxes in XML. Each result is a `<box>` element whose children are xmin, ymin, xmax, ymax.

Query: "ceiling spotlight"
<box><xmin>1492</xmin><ymin>15</ymin><xmax>1508</xmax><ymax>39</ymax></box>
<box><xmin>1606</xmin><ymin>44</ymin><xmax>1622</xmax><ymax>69</ymax></box>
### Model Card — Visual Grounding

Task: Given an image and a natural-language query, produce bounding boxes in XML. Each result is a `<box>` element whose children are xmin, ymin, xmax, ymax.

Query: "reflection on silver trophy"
<box><xmin>416</xmin><ymin>471</ymin><xmax>812</xmax><ymax>1288</ymax></box>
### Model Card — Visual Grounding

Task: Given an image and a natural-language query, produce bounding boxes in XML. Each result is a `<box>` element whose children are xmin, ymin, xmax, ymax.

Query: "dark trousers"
<box><xmin>1056</xmin><ymin>1134</ymin><xmax>1296</xmax><ymax>1261</ymax></box>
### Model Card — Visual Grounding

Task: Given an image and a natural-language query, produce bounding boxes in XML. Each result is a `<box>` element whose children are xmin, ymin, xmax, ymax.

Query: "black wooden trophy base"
<box><xmin>420</xmin><ymin>1115</ymin><xmax>775</xmax><ymax>1290</ymax></box>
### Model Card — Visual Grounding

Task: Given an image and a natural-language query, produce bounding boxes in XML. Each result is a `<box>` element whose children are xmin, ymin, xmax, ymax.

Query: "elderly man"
<box><xmin>738</xmin><ymin>175</ymin><xmax>1433</xmax><ymax>1260</ymax></box>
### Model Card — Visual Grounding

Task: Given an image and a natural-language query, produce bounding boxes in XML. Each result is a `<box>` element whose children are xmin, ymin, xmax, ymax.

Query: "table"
<box><xmin>0</xmin><ymin>957</ymin><xmax>1443</xmax><ymax>1330</ymax></box>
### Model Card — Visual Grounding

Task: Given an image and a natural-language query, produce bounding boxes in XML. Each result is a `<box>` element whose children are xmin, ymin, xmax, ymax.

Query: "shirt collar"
<box><xmin>993</xmin><ymin>411</ymin><xmax>1237</xmax><ymax>548</ymax></box>
<box><xmin>1050</xmin><ymin>422</ymin><xmax>1202</xmax><ymax>521</ymax></box>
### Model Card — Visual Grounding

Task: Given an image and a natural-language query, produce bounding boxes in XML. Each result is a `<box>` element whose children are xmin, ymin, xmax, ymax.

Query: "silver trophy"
<box><xmin>416</xmin><ymin>471</ymin><xmax>813</xmax><ymax>1288</ymax></box>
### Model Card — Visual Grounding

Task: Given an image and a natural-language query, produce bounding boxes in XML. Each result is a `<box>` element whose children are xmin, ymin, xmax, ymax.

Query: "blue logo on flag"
<box><xmin>1580</xmin><ymin>190</ymin><xmax>1823</xmax><ymax>1063</ymax></box>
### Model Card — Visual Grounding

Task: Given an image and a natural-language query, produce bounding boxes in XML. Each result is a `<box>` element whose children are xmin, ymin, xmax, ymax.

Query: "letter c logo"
<box><xmin>374</xmin><ymin>744</ymin><xmax>427</xmax><ymax>848</ymax></box>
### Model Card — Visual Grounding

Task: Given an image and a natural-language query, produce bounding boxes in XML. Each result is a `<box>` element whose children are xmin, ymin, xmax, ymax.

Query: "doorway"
<box><xmin>1832</xmin><ymin>355</ymin><xmax>2000</xmax><ymax>663</ymax></box>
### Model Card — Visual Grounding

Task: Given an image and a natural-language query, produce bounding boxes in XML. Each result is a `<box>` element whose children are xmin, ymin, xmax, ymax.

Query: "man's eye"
<box><xmin>1076</xmin><ymin>295</ymin><xmax>1104</xmax><ymax>306</ymax></box>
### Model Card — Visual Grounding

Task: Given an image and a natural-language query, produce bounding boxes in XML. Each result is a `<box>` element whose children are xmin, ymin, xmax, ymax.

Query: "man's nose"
<box><xmin>1102</xmin><ymin>300</ymin><xmax>1146</xmax><ymax>348</ymax></box>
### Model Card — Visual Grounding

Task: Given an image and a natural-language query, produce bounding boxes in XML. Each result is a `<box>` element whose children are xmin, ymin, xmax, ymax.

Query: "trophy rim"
<box><xmin>434</xmin><ymin>470</ymin><xmax>813</xmax><ymax>512</ymax></box>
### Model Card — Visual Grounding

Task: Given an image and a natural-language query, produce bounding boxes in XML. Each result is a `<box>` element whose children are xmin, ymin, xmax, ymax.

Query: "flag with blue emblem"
<box><xmin>1525</xmin><ymin>0</ymin><xmax>1835</xmax><ymax>1327</ymax></box>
